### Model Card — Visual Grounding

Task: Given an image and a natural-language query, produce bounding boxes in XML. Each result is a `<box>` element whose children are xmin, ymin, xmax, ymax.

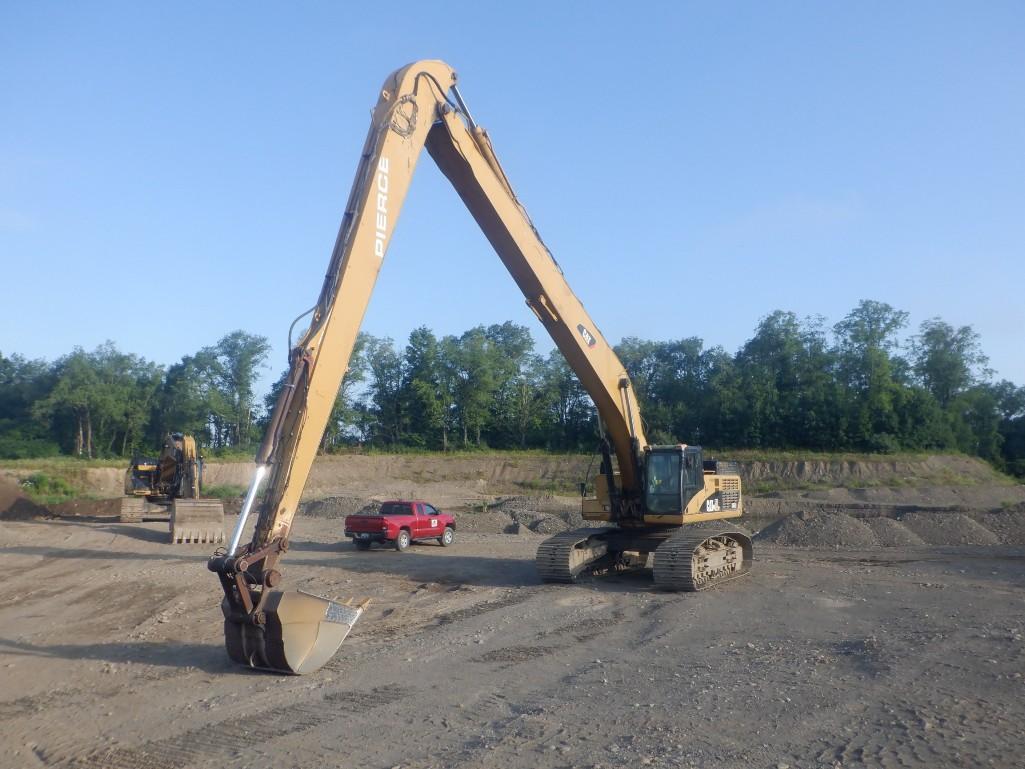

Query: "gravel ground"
<box><xmin>2</xmin><ymin>516</ymin><xmax>1024</xmax><ymax>769</ymax></box>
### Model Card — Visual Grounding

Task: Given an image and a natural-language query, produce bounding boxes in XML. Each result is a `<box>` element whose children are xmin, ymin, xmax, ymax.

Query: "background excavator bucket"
<box><xmin>223</xmin><ymin>591</ymin><xmax>368</xmax><ymax>675</ymax></box>
<box><xmin>170</xmin><ymin>499</ymin><xmax>225</xmax><ymax>544</ymax></box>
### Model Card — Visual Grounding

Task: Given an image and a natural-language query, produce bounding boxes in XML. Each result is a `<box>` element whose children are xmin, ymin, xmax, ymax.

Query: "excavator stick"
<box><xmin>170</xmin><ymin>499</ymin><xmax>225</xmax><ymax>544</ymax></box>
<box><xmin>223</xmin><ymin>593</ymin><xmax>370</xmax><ymax>675</ymax></box>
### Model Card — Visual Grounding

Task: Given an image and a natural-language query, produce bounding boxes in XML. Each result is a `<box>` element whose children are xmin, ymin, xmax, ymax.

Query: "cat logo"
<box><xmin>577</xmin><ymin>324</ymin><xmax>597</xmax><ymax>347</ymax></box>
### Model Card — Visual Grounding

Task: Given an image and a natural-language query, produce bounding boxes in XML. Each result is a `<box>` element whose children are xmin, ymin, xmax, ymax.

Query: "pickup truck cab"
<box><xmin>344</xmin><ymin>500</ymin><xmax>456</xmax><ymax>551</ymax></box>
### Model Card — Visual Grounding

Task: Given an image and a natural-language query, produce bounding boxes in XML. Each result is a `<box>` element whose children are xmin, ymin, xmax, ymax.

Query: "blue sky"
<box><xmin>2</xmin><ymin>2</ymin><xmax>1023</xmax><ymax>395</ymax></box>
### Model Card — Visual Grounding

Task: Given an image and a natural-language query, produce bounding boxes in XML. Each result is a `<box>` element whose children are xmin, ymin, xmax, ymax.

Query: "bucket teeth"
<box><xmin>171</xmin><ymin>527</ymin><xmax>225</xmax><ymax>544</ymax></box>
<box><xmin>169</xmin><ymin>499</ymin><xmax>225</xmax><ymax>544</ymax></box>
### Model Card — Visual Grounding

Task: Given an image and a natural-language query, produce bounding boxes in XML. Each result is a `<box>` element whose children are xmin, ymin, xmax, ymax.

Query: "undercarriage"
<box><xmin>536</xmin><ymin>524</ymin><xmax>753</xmax><ymax>591</ymax></box>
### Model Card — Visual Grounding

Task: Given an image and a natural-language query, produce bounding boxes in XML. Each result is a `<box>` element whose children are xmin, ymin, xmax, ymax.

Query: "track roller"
<box><xmin>535</xmin><ymin>527</ymin><xmax>610</xmax><ymax>583</ymax></box>
<box><xmin>653</xmin><ymin>524</ymin><xmax>753</xmax><ymax>592</ymax></box>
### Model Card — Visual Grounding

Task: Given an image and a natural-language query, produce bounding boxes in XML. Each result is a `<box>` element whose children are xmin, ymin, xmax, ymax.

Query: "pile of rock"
<box><xmin>755</xmin><ymin>508</ymin><xmax>1025</xmax><ymax>548</ymax></box>
<box><xmin>756</xmin><ymin>512</ymin><xmax>877</xmax><ymax>548</ymax></box>
<box><xmin>300</xmin><ymin>496</ymin><xmax>379</xmax><ymax>519</ymax></box>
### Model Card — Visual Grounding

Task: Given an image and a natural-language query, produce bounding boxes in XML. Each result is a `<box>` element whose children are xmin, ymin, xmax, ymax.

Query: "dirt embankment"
<box><xmin>741</xmin><ymin>454</ymin><xmax>1000</xmax><ymax>487</ymax></box>
<box><xmin>0</xmin><ymin>478</ymin><xmax>48</xmax><ymax>521</ymax></box>
<box><xmin>2</xmin><ymin>452</ymin><xmax>1015</xmax><ymax>501</ymax></box>
<box><xmin>4</xmin><ymin>453</ymin><xmax>1025</xmax><ymax>550</ymax></box>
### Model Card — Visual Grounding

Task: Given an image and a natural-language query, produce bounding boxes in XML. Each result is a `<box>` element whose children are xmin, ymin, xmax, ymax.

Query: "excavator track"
<box><xmin>535</xmin><ymin>527</ymin><xmax>610</xmax><ymax>583</ymax></box>
<box><xmin>653</xmin><ymin>524</ymin><xmax>753</xmax><ymax>592</ymax></box>
<box><xmin>119</xmin><ymin>497</ymin><xmax>147</xmax><ymax>523</ymax></box>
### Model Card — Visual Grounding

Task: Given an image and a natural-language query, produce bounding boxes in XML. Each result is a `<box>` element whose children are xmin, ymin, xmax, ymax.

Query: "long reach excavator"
<box><xmin>208</xmin><ymin>60</ymin><xmax>753</xmax><ymax>675</ymax></box>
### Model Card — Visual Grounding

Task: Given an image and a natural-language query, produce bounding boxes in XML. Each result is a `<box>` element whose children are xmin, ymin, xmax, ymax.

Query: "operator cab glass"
<box><xmin>644</xmin><ymin>446</ymin><xmax>704</xmax><ymax>514</ymax></box>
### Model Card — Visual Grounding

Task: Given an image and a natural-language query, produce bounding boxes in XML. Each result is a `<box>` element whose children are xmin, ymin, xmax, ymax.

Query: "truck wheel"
<box><xmin>438</xmin><ymin>526</ymin><xmax>454</xmax><ymax>547</ymax></box>
<box><xmin>395</xmin><ymin>530</ymin><xmax>411</xmax><ymax>551</ymax></box>
<box><xmin>354</xmin><ymin>539</ymin><xmax>371</xmax><ymax>551</ymax></box>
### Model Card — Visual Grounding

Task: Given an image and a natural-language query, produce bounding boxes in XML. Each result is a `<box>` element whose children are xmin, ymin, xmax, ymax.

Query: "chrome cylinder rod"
<box><xmin>228</xmin><ymin>465</ymin><xmax>267</xmax><ymax>556</ymax></box>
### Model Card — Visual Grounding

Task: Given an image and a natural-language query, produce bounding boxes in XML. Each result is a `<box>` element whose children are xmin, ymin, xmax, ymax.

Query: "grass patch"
<box><xmin>203</xmin><ymin>484</ymin><xmax>246</xmax><ymax>500</ymax></box>
<box><xmin>512</xmin><ymin>478</ymin><xmax>580</xmax><ymax>495</ymax></box>
<box><xmin>1</xmin><ymin>456</ymin><xmax>126</xmax><ymax>470</ymax></box>
<box><xmin>20</xmin><ymin>472</ymin><xmax>80</xmax><ymax>504</ymax></box>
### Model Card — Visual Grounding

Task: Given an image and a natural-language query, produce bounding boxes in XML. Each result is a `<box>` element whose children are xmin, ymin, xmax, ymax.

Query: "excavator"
<box><xmin>208</xmin><ymin>60</ymin><xmax>752</xmax><ymax>675</ymax></box>
<box><xmin>121</xmin><ymin>432</ymin><xmax>225</xmax><ymax>544</ymax></box>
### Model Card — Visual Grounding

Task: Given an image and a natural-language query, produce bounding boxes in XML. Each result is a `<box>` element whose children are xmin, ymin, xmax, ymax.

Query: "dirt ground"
<box><xmin>2</xmin><ymin>456</ymin><xmax>1025</xmax><ymax>768</ymax></box>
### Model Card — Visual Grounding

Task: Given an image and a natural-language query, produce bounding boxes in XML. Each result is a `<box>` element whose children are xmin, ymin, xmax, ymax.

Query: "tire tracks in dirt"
<box><xmin>42</xmin><ymin>685</ymin><xmax>412</xmax><ymax>769</ymax></box>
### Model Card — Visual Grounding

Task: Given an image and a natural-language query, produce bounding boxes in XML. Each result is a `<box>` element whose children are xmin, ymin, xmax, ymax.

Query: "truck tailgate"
<box><xmin>345</xmin><ymin>515</ymin><xmax>385</xmax><ymax>532</ymax></box>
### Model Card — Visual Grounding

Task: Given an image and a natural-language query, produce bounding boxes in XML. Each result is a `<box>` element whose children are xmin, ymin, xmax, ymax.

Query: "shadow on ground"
<box><xmin>0</xmin><ymin>545</ymin><xmax>207</xmax><ymax>563</ymax></box>
<box><xmin>0</xmin><ymin>637</ymin><xmax>238</xmax><ymax>674</ymax></box>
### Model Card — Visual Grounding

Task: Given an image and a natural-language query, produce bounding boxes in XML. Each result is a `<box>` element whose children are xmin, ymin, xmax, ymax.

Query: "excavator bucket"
<box><xmin>223</xmin><ymin>591</ymin><xmax>368</xmax><ymax>674</ymax></box>
<box><xmin>170</xmin><ymin>499</ymin><xmax>225</xmax><ymax>544</ymax></box>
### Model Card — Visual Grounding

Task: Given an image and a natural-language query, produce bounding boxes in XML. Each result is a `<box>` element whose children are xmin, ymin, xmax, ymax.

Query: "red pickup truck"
<box><xmin>344</xmin><ymin>500</ymin><xmax>456</xmax><ymax>551</ymax></box>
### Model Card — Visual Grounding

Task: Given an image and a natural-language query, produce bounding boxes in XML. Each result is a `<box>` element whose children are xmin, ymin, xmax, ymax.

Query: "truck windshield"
<box><xmin>379</xmin><ymin>503</ymin><xmax>412</xmax><ymax>516</ymax></box>
<box><xmin>645</xmin><ymin>452</ymin><xmax>682</xmax><ymax>514</ymax></box>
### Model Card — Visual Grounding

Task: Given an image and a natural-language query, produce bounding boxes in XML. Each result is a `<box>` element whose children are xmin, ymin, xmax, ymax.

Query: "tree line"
<box><xmin>2</xmin><ymin>300</ymin><xmax>1023</xmax><ymax>476</ymax></box>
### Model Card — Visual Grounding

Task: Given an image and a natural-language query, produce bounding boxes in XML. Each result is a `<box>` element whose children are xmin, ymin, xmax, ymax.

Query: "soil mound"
<box><xmin>0</xmin><ymin>478</ymin><xmax>49</xmax><ymax>520</ymax></box>
<box><xmin>898</xmin><ymin>512</ymin><xmax>1001</xmax><ymax>546</ymax></box>
<box><xmin>529</xmin><ymin>514</ymin><xmax>570</xmax><ymax>534</ymax></box>
<box><xmin>454</xmin><ymin>511</ymin><xmax>519</xmax><ymax>534</ymax></box>
<box><xmin>301</xmin><ymin>497</ymin><xmax>379</xmax><ymax>519</ymax></box>
<box><xmin>486</xmin><ymin>496</ymin><xmax>580</xmax><ymax>533</ymax></box>
<box><xmin>971</xmin><ymin>512</ymin><xmax>1025</xmax><ymax>545</ymax></box>
<box><xmin>756</xmin><ymin>512</ymin><xmax>878</xmax><ymax>548</ymax></box>
<box><xmin>864</xmin><ymin>517</ymin><xmax>925</xmax><ymax>546</ymax></box>
<box><xmin>756</xmin><ymin>508</ymin><xmax>1020</xmax><ymax>549</ymax></box>
<box><xmin>507</xmin><ymin>510</ymin><xmax>567</xmax><ymax>533</ymax></box>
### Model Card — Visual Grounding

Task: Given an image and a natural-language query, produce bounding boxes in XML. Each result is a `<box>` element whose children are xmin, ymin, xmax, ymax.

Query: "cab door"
<box><xmin>412</xmin><ymin>503</ymin><xmax>431</xmax><ymax>539</ymax></box>
<box><xmin>421</xmin><ymin>503</ymin><xmax>442</xmax><ymax>538</ymax></box>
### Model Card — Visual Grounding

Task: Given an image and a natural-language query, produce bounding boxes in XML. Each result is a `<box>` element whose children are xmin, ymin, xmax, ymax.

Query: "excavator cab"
<box><xmin>643</xmin><ymin>445</ymin><xmax>704</xmax><ymax>514</ymax></box>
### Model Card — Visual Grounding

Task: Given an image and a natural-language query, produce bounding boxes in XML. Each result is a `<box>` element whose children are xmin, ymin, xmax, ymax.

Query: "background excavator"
<box><xmin>208</xmin><ymin>60</ymin><xmax>752</xmax><ymax>675</ymax></box>
<box><xmin>121</xmin><ymin>433</ymin><xmax>225</xmax><ymax>544</ymax></box>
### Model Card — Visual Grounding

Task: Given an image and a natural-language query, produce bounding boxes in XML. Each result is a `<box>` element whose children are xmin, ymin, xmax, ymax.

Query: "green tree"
<box><xmin>449</xmin><ymin>328</ymin><xmax>494</xmax><ymax>447</ymax></box>
<box><xmin>537</xmin><ymin>350</ymin><xmax>595</xmax><ymax>450</ymax></box>
<box><xmin>205</xmin><ymin>331</ymin><xmax>271</xmax><ymax>448</ymax></box>
<box><xmin>400</xmin><ymin>327</ymin><xmax>448</xmax><ymax>448</ymax></box>
<box><xmin>152</xmin><ymin>353</ymin><xmax>222</xmax><ymax>445</ymax></box>
<box><xmin>0</xmin><ymin>352</ymin><xmax>58</xmax><ymax>458</ymax></box>
<box><xmin>483</xmin><ymin>322</ymin><xmax>535</xmax><ymax>447</ymax></box>
<box><xmin>991</xmin><ymin>381</ymin><xmax>1025</xmax><ymax>476</ymax></box>
<box><xmin>833</xmin><ymin>300</ymin><xmax>910</xmax><ymax>451</ymax></box>
<box><xmin>911</xmin><ymin>318</ymin><xmax>990</xmax><ymax>408</ymax></box>
<box><xmin>362</xmin><ymin>335</ymin><xmax>404</xmax><ymax>446</ymax></box>
<box><xmin>32</xmin><ymin>343</ymin><xmax>161</xmax><ymax>457</ymax></box>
